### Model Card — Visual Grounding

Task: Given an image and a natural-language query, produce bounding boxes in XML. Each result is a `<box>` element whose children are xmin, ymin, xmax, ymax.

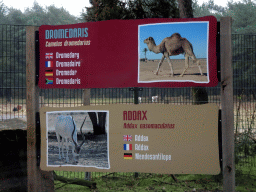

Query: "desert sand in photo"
<box><xmin>139</xmin><ymin>59</ymin><xmax>208</xmax><ymax>82</ymax></box>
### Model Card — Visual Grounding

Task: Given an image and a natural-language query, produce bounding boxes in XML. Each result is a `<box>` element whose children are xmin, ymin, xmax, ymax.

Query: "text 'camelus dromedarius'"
<box><xmin>143</xmin><ymin>33</ymin><xmax>203</xmax><ymax>77</ymax></box>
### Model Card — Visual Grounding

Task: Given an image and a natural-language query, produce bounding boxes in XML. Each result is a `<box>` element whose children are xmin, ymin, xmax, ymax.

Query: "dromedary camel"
<box><xmin>143</xmin><ymin>33</ymin><xmax>203</xmax><ymax>77</ymax></box>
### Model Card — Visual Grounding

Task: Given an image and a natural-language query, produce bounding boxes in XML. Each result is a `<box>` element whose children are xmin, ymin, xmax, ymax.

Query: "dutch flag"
<box><xmin>45</xmin><ymin>61</ymin><xmax>53</xmax><ymax>68</ymax></box>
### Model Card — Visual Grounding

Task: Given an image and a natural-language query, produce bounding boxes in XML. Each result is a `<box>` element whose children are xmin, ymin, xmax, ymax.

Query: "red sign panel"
<box><xmin>39</xmin><ymin>16</ymin><xmax>218</xmax><ymax>89</ymax></box>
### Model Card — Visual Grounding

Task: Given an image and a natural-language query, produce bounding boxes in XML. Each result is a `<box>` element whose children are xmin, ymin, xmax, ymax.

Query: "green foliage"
<box><xmin>192</xmin><ymin>0</ymin><xmax>256</xmax><ymax>91</ymax></box>
<box><xmin>6</xmin><ymin>8</ymin><xmax>27</xmax><ymax>25</ymax></box>
<box><xmin>53</xmin><ymin>168</ymin><xmax>256</xmax><ymax>191</ymax></box>
<box><xmin>235</xmin><ymin>95</ymin><xmax>256</xmax><ymax>165</ymax></box>
<box><xmin>83</xmin><ymin>0</ymin><xmax>179</xmax><ymax>22</ymax></box>
<box><xmin>131</xmin><ymin>0</ymin><xmax>179</xmax><ymax>19</ymax></box>
<box><xmin>0</xmin><ymin>24</ymin><xmax>27</xmax><ymax>98</ymax></box>
<box><xmin>232</xmin><ymin>34</ymin><xmax>256</xmax><ymax>94</ymax></box>
<box><xmin>0</xmin><ymin>1</ymin><xmax>8</xmax><ymax>24</ymax></box>
<box><xmin>0</xmin><ymin>2</ymin><xmax>78</xmax><ymax>98</ymax></box>
<box><xmin>193</xmin><ymin>0</ymin><xmax>256</xmax><ymax>34</ymax></box>
<box><xmin>23</xmin><ymin>2</ymin><xmax>78</xmax><ymax>25</ymax></box>
<box><xmin>193</xmin><ymin>0</ymin><xmax>225</xmax><ymax>20</ymax></box>
<box><xmin>83</xmin><ymin>0</ymin><xmax>128</xmax><ymax>21</ymax></box>
<box><xmin>0</xmin><ymin>2</ymin><xmax>77</xmax><ymax>25</ymax></box>
<box><xmin>227</xmin><ymin>0</ymin><xmax>256</xmax><ymax>34</ymax></box>
<box><xmin>54</xmin><ymin>159</ymin><xmax>256</xmax><ymax>191</ymax></box>
<box><xmin>143</xmin><ymin>48</ymin><xmax>148</xmax><ymax>60</ymax></box>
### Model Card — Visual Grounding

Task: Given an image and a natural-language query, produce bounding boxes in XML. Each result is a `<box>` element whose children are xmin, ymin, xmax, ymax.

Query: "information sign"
<box><xmin>40</xmin><ymin>104</ymin><xmax>220</xmax><ymax>174</ymax></box>
<box><xmin>39</xmin><ymin>16</ymin><xmax>218</xmax><ymax>88</ymax></box>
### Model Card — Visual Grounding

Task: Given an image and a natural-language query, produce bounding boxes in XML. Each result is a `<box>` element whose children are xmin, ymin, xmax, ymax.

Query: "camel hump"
<box><xmin>170</xmin><ymin>33</ymin><xmax>182</xmax><ymax>39</ymax></box>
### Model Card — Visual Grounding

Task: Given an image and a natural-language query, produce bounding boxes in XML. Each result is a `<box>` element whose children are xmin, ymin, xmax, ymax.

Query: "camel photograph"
<box><xmin>138</xmin><ymin>22</ymin><xmax>209</xmax><ymax>83</ymax></box>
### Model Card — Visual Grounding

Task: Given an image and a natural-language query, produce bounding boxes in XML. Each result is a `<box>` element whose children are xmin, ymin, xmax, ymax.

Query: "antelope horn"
<box><xmin>71</xmin><ymin>116</ymin><xmax>78</xmax><ymax>148</ymax></box>
<box><xmin>79</xmin><ymin>116</ymin><xmax>87</xmax><ymax>147</ymax></box>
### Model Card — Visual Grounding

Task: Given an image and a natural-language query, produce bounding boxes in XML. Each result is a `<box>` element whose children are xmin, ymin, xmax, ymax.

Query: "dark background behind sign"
<box><xmin>39</xmin><ymin>16</ymin><xmax>217</xmax><ymax>89</ymax></box>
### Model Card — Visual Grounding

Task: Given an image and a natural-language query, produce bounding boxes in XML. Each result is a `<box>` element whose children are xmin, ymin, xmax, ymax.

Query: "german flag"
<box><xmin>124</xmin><ymin>153</ymin><xmax>132</xmax><ymax>160</ymax></box>
<box><xmin>45</xmin><ymin>70</ymin><xmax>53</xmax><ymax>76</ymax></box>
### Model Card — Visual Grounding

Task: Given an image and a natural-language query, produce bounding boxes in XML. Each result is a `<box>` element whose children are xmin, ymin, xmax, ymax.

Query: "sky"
<box><xmin>139</xmin><ymin>22</ymin><xmax>208</xmax><ymax>59</ymax></box>
<box><xmin>2</xmin><ymin>0</ymin><xmax>242</xmax><ymax>18</ymax></box>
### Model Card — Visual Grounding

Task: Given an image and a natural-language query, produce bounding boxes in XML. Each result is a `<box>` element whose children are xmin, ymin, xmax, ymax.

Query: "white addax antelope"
<box><xmin>55</xmin><ymin>115</ymin><xmax>87</xmax><ymax>163</ymax></box>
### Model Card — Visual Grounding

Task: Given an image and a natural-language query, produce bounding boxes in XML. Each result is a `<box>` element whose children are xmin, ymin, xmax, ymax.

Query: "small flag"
<box><xmin>45</xmin><ymin>53</ymin><xmax>53</xmax><ymax>59</ymax></box>
<box><xmin>45</xmin><ymin>61</ymin><xmax>53</xmax><ymax>68</ymax></box>
<box><xmin>123</xmin><ymin>135</ymin><xmax>132</xmax><ymax>141</ymax></box>
<box><xmin>45</xmin><ymin>70</ymin><xmax>53</xmax><ymax>76</ymax></box>
<box><xmin>124</xmin><ymin>153</ymin><xmax>132</xmax><ymax>160</ymax></box>
<box><xmin>124</xmin><ymin>144</ymin><xmax>132</xmax><ymax>151</ymax></box>
<box><xmin>46</xmin><ymin>78</ymin><xmax>53</xmax><ymax>84</ymax></box>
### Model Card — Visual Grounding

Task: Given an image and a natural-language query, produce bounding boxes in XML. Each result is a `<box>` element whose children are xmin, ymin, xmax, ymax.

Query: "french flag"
<box><xmin>45</xmin><ymin>61</ymin><xmax>53</xmax><ymax>68</ymax></box>
<box><xmin>123</xmin><ymin>144</ymin><xmax>132</xmax><ymax>151</ymax></box>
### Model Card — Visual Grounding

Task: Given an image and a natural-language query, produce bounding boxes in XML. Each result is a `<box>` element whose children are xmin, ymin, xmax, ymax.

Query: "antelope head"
<box><xmin>71</xmin><ymin>116</ymin><xmax>87</xmax><ymax>156</ymax></box>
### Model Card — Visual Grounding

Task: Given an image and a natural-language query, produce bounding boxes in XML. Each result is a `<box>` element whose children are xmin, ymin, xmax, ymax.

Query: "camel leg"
<box><xmin>165</xmin><ymin>52</ymin><xmax>174</xmax><ymax>77</ymax></box>
<box><xmin>192</xmin><ymin>55</ymin><xmax>203</xmax><ymax>76</ymax></box>
<box><xmin>180</xmin><ymin>54</ymin><xmax>189</xmax><ymax>77</ymax></box>
<box><xmin>155</xmin><ymin>55</ymin><xmax>165</xmax><ymax>75</ymax></box>
<box><xmin>196</xmin><ymin>59</ymin><xmax>203</xmax><ymax>76</ymax></box>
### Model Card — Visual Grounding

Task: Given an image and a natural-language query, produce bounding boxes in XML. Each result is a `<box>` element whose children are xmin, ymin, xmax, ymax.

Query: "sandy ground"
<box><xmin>47</xmin><ymin>133</ymin><xmax>109</xmax><ymax>168</ymax></box>
<box><xmin>0</xmin><ymin>104</ymin><xmax>26</xmax><ymax>121</ymax></box>
<box><xmin>46</xmin><ymin>112</ymin><xmax>109</xmax><ymax>168</ymax></box>
<box><xmin>0</xmin><ymin>118</ymin><xmax>27</xmax><ymax>130</ymax></box>
<box><xmin>139</xmin><ymin>59</ymin><xmax>208</xmax><ymax>82</ymax></box>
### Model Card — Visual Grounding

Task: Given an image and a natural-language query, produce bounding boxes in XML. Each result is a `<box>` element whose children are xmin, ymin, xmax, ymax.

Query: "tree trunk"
<box><xmin>177</xmin><ymin>0</ymin><xmax>208</xmax><ymax>105</ymax></box>
<box><xmin>177</xmin><ymin>0</ymin><xmax>193</xmax><ymax>18</ymax></box>
<box><xmin>88</xmin><ymin>112</ymin><xmax>106</xmax><ymax>135</ymax></box>
<box><xmin>98</xmin><ymin>112</ymin><xmax>106</xmax><ymax>134</ymax></box>
<box><xmin>192</xmin><ymin>88</ymin><xmax>208</xmax><ymax>105</ymax></box>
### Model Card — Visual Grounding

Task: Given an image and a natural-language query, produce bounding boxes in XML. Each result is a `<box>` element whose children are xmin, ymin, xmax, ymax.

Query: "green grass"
<box><xmin>235</xmin><ymin>162</ymin><xmax>256</xmax><ymax>191</ymax></box>
<box><xmin>55</xmin><ymin>181</ymin><xmax>92</xmax><ymax>192</ymax></box>
<box><xmin>54</xmin><ymin>173</ymin><xmax>224</xmax><ymax>191</ymax></box>
<box><xmin>54</xmin><ymin>157</ymin><xmax>256</xmax><ymax>192</ymax></box>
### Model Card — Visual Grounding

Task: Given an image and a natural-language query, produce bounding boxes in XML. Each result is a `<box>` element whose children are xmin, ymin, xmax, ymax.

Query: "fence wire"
<box><xmin>0</xmin><ymin>25</ymin><xmax>27</xmax><ymax>120</ymax></box>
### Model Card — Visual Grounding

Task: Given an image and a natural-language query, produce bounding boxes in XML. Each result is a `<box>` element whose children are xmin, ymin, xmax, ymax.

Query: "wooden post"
<box><xmin>220</xmin><ymin>17</ymin><xmax>235</xmax><ymax>191</ymax></box>
<box><xmin>82</xmin><ymin>89</ymin><xmax>90</xmax><ymax>106</ymax></box>
<box><xmin>26</xmin><ymin>26</ymin><xmax>54</xmax><ymax>192</ymax></box>
<box><xmin>82</xmin><ymin>89</ymin><xmax>91</xmax><ymax>180</ymax></box>
<box><xmin>39</xmin><ymin>96</ymin><xmax>44</xmax><ymax>108</ymax></box>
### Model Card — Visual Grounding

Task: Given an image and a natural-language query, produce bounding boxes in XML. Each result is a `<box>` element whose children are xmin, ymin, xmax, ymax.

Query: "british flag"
<box><xmin>123</xmin><ymin>135</ymin><xmax>132</xmax><ymax>141</ymax></box>
<box><xmin>45</xmin><ymin>53</ymin><xmax>53</xmax><ymax>59</ymax></box>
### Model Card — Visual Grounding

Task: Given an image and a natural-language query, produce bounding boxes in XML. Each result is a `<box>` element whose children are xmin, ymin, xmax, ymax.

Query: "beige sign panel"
<box><xmin>40</xmin><ymin>104</ymin><xmax>220</xmax><ymax>174</ymax></box>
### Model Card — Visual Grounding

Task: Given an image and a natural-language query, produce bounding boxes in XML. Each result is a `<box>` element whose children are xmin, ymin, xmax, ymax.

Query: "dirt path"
<box><xmin>0</xmin><ymin>118</ymin><xmax>27</xmax><ymax>130</ymax></box>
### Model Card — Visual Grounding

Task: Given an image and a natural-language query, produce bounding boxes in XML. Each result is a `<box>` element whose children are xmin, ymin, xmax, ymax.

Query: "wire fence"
<box><xmin>0</xmin><ymin>25</ymin><xmax>27</xmax><ymax>120</ymax></box>
<box><xmin>0</xmin><ymin>25</ymin><xmax>256</xmax><ymax>180</ymax></box>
